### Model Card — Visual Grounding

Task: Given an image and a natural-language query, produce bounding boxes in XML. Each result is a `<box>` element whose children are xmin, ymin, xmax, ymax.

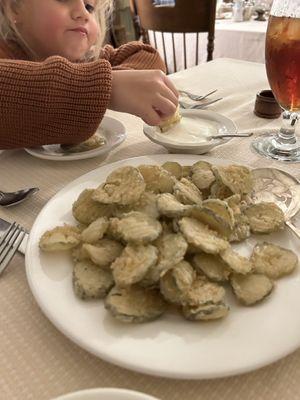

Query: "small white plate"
<box><xmin>144</xmin><ymin>109</ymin><xmax>237</xmax><ymax>154</ymax></box>
<box><xmin>25</xmin><ymin>116</ymin><xmax>126</xmax><ymax>161</ymax></box>
<box><xmin>52</xmin><ymin>388</ymin><xmax>160</xmax><ymax>400</ymax></box>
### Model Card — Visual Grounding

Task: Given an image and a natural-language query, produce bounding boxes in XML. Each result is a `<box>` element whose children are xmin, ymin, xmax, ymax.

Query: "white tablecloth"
<box><xmin>1</xmin><ymin>58</ymin><xmax>300</xmax><ymax>400</ymax></box>
<box><xmin>149</xmin><ymin>19</ymin><xmax>268</xmax><ymax>73</ymax></box>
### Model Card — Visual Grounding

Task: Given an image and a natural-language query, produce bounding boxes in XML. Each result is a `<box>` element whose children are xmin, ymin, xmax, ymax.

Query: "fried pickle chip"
<box><xmin>209</xmin><ymin>181</ymin><xmax>233</xmax><ymax>200</ymax></box>
<box><xmin>182</xmin><ymin>302</ymin><xmax>229</xmax><ymax>321</ymax></box>
<box><xmin>109</xmin><ymin>211</ymin><xmax>162</xmax><ymax>244</ymax></box>
<box><xmin>251</xmin><ymin>242</ymin><xmax>298</xmax><ymax>279</ymax></box>
<box><xmin>191</xmin><ymin>161</ymin><xmax>215</xmax><ymax>191</ymax></box>
<box><xmin>158</xmin><ymin>106</ymin><xmax>182</xmax><ymax>132</ymax></box>
<box><xmin>230</xmin><ymin>273</ymin><xmax>274</xmax><ymax>306</ymax></box>
<box><xmin>179</xmin><ymin>217</ymin><xmax>229</xmax><ymax>254</ymax></box>
<box><xmin>188</xmin><ymin>205</ymin><xmax>233</xmax><ymax>239</ymax></box>
<box><xmin>192</xmin><ymin>253</ymin><xmax>230</xmax><ymax>282</ymax></box>
<box><xmin>82</xmin><ymin>238</ymin><xmax>123</xmax><ymax>269</ymax></box>
<box><xmin>72</xmin><ymin>189</ymin><xmax>114</xmax><ymax>225</ymax></box>
<box><xmin>104</xmin><ymin>286</ymin><xmax>167</xmax><ymax>323</ymax></box>
<box><xmin>81</xmin><ymin>217</ymin><xmax>109</xmax><ymax>244</ymax></box>
<box><xmin>244</xmin><ymin>202</ymin><xmax>285</xmax><ymax>234</ymax></box>
<box><xmin>212</xmin><ymin>165</ymin><xmax>253</xmax><ymax>195</ymax></box>
<box><xmin>61</xmin><ymin>134</ymin><xmax>105</xmax><ymax>153</ymax></box>
<box><xmin>173</xmin><ymin>178</ymin><xmax>203</xmax><ymax>205</ymax></box>
<box><xmin>92</xmin><ymin>166</ymin><xmax>145</xmax><ymax>205</ymax></box>
<box><xmin>39</xmin><ymin>225</ymin><xmax>81</xmax><ymax>252</ymax></box>
<box><xmin>220</xmin><ymin>246</ymin><xmax>253</xmax><ymax>274</ymax></box>
<box><xmin>111</xmin><ymin>244</ymin><xmax>158</xmax><ymax>287</ymax></box>
<box><xmin>181</xmin><ymin>276</ymin><xmax>226</xmax><ymax>306</ymax></box>
<box><xmin>160</xmin><ymin>260</ymin><xmax>196</xmax><ymax>305</ymax></box>
<box><xmin>73</xmin><ymin>260</ymin><xmax>114</xmax><ymax>299</ymax></box>
<box><xmin>161</xmin><ymin>161</ymin><xmax>183</xmax><ymax>179</ymax></box>
<box><xmin>138</xmin><ymin>164</ymin><xmax>175</xmax><ymax>193</ymax></box>
<box><xmin>157</xmin><ymin>193</ymin><xmax>192</xmax><ymax>218</ymax></box>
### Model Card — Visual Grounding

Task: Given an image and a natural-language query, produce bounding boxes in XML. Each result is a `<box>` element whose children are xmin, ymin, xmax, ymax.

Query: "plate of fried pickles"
<box><xmin>26</xmin><ymin>154</ymin><xmax>300</xmax><ymax>379</ymax></box>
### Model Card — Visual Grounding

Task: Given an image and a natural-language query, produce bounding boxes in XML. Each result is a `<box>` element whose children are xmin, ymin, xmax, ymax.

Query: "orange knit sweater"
<box><xmin>0</xmin><ymin>40</ymin><xmax>166</xmax><ymax>149</ymax></box>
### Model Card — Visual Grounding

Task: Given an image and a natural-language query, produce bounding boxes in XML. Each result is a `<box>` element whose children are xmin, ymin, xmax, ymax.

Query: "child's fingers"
<box><xmin>163</xmin><ymin>75</ymin><xmax>179</xmax><ymax>99</ymax></box>
<box><xmin>153</xmin><ymin>95</ymin><xmax>177</xmax><ymax>119</ymax></box>
<box><xmin>143</xmin><ymin>108</ymin><xmax>163</xmax><ymax>126</ymax></box>
<box><xmin>158</xmin><ymin>84</ymin><xmax>179</xmax><ymax>107</ymax></box>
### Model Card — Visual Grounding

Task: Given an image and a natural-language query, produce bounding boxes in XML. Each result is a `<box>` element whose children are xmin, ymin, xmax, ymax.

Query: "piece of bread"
<box><xmin>159</xmin><ymin>106</ymin><xmax>181</xmax><ymax>132</ymax></box>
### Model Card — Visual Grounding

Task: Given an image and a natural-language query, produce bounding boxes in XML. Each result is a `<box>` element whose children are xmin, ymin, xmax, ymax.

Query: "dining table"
<box><xmin>1</xmin><ymin>57</ymin><xmax>300</xmax><ymax>400</ymax></box>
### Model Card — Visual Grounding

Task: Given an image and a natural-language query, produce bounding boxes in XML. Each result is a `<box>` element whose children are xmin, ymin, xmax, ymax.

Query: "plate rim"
<box><xmin>24</xmin><ymin>116</ymin><xmax>126</xmax><ymax>161</ymax></box>
<box><xmin>52</xmin><ymin>387</ymin><xmax>160</xmax><ymax>400</ymax></box>
<box><xmin>25</xmin><ymin>154</ymin><xmax>300</xmax><ymax>380</ymax></box>
<box><xmin>143</xmin><ymin>109</ymin><xmax>237</xmax><ymax>150</ymax></box>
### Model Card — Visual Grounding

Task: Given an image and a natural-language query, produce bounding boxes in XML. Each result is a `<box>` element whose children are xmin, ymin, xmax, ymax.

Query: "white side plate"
<box><xmin>25</xmin><ymin>116</ymin><xmax>126</xmax><ymax>161</ymax></box>
<box><xmin>52</xmin><ymin>388</ymin><xmax>160</xmax><ymax>400</ymax></box>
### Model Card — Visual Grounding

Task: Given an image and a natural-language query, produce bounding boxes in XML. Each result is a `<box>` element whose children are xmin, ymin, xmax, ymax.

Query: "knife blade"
<box><xmin>0</xmin><ymin>217</ymin><xmax>28</xmax><ymax>255</ymax></box>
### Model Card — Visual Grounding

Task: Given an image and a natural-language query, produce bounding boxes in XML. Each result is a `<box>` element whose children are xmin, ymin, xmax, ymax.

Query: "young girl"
<box><xmin>0</xmin><ymin>0</ymin><xmax>178</xmax><ymax>149</ymax></box>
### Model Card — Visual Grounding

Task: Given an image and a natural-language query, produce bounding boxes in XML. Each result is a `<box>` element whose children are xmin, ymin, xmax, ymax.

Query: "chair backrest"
<box><xmin>132</xmin><ymin>0</ymin><xmax>217</xmax><ymax>73</ymax></box>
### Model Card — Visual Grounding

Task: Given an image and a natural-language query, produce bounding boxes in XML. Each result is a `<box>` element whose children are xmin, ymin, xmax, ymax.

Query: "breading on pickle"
<box><xmin>179</xmin><ymin>217</ymin><xmax>229</xmax><ymax>254</ymax></box>
<box><xmin>212</xmin><ymin>165</ymin><xmax>254</xmax><ymax>195</ymax></box>
<box><xmin>160</xmin><ymin>260</ymin><xmax>196</xmax><ymax>305</ymax></box>
<box><xmin>161</xmin><ymin>161</ymin><xmax>183</xmax><ymax>179</ymax></box>
<box><xmin>191</xmin><ymin>161</ymin><xmax>215</xmax><ymax>191</ymax></box>
<box><xmin>244</xmin><ymin>202</ymin><xmax>285</xmax><ymax>234</ymax></box>
<box><xmin>92</xmin><ymin>166</ymin><xmax>146</xmax><ymax>205</ymax></box>
<box><xmin>72</xmin><ymin>189</ymin><xmax>114</xmax><ymax>225</ymax></box>
<box><xmin>111</xmin><ymin>244</ymin><xmax>158</xmax><ymax>287</ymax></box>
<box><xmin>230</xmin><ymin>273</ymin><xmax>274</xmax><ymax>306</ymax></box>
<box><xmin>251</xmin><ymin>242</ymin><xmax>298</xmax><ymax>279</ymax></box>
<box><xmin>173</xmin><ymin>178</ymin><xmax>203</xmax><ymax>205</ymax></box>
<box><xmin>182</xmin><ymin>302</ymin><xmax>229</xmax><ymax>321</ymax></box>
<box><xmin>209</xmin><ymin>181</ymin><xmax>233</xmax><ymax>200</ymax></box>
<box><xmin>109</xmin><ymin>211</ymin><xmax>162</xmax><ymax>243</ymax></box>
<box><xmin>73</xmin><ymin>260</ymin><xmax>114</xmax><ymax>300</ymax></box>
<box><xmin>104</xmin><ymin>286</ymin><xmax>167</xmax><ymax>323</ymax></box>
<box><xmin>192</xmin><ymin>253</ymin><xmax>230</xmax><ymax>282</ymax></box>
<box><xmin>220</xmin><ymin>246</ymin><xmax>253</xmax><ymax>275</ymax></box>
<box><xmin>157</xmin><ymin>193</ymin><xmax>192</xmax><ymax>218</ymax></box>
<box><xmin>138</xmin><ymin>164</ymin><xmax>175</xmax><ymax>193</ymax></box>
<box><xmin>82</xmin><ymin>238</ymin><xmax>123</xmax><ymax>269</ymax></box>
<box><xmin>181</xmin><ymin>275</ymin><xmax>226</xmax><ymax>306</ymax></box>
<box><xmin>81</xmin><ymin>217</ymin><xmax>109</xmax><ymax>244</ymax></box>
<box><xmin>39</xmin><ymin>225</ymin><xmax>81</xmax><ymax>252</ymax></box>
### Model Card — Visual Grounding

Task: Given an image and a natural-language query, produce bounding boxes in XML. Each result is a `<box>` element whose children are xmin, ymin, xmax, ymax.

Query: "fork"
<box><xmin>179</xmin><ymin>89</ymin><xmax>218</xmax><ymax>101</ymax></box>
<box><xmin>0</xmin><ymin>222</ymin><xmax>26</xmax><ymax>275</ymax></box>
<box><xmin>179</xmin><ymin>97</ymin><xmax>223</xmax><ymax>109</ymax></box>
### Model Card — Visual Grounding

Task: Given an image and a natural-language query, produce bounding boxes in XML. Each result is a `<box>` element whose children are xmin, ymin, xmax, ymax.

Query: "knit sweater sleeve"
<box><xmin>100</xmin><ymin>41</ymin><xmax>166</xmax><ymax>72</ymax></box>
<box><xmin>0</xmin><ymin>56</ymin><xmax>112</xmax><ymax>149</ymax></box>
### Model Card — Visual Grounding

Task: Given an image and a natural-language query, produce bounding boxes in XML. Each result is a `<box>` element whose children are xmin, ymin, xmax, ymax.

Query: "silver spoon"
<box><xmin>0</xmin><ymin>187</ymin><xmax>39</xmax><ymax>207</ymax></box>
<box><xmin>210</xmin><ymin>132</ymin><xmax>253</xmax><ymax>140</ymax></box>
<box><xmin>251</xmin><ymin>167</ymin><xmax>300</xmax><ymax>239</ymax></box>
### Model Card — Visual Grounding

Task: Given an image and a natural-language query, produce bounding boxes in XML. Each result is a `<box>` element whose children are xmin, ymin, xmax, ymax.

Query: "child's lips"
<box><xmin>69</xmin><ymin>27</ymin><xmax>88</xmax><ymax>36</ymax></box>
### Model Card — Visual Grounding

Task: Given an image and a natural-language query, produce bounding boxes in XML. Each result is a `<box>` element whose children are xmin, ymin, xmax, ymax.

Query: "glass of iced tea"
<box><xmin>252</xmin><ymin>0</ymin><xmax>300</xmax><ymax>162</ymax></box>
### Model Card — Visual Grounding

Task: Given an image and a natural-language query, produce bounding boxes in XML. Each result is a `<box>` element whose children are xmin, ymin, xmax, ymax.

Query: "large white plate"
<box><xmin>25</xmin><ymin>116</ymin><xmax>126</xmax><ymax>161</ymax></box>
<box><xmin>143</xmin><ymin>110</ymin><xmax>237</xmax><ymax>154</ymax></box>
<box><xmin>25</xmin><ymin>154</ymin><xmax>300</xmax><ymax>380</ymax></box>
<box><xmin>52</xmin><ymin>388</ymin><xmax>160</xmax><ymax>400</ymax></box>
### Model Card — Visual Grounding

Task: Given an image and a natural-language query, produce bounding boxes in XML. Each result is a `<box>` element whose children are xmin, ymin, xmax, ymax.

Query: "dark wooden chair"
<box><xmin>132</xmin><ymin>0</ymin><xmax>217</xmax><ymax>74</ymax></box>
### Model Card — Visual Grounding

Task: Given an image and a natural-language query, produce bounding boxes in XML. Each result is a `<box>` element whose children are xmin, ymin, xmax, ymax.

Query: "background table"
<box><xmin>149</xmin><ymin>19</ymin><xmax>268</xmax><ymax>73</ymax></box>
<box><xmin>1</xmin><ymin>58</ymin><xmax>300</xmax><ymax>400</ymax></box>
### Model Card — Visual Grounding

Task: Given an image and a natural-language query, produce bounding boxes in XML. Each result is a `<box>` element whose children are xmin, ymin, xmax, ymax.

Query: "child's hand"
<box><xmin>109</xmin><ymin>70</ymin><xmax>179</xmax><ymax>126</ymax></box>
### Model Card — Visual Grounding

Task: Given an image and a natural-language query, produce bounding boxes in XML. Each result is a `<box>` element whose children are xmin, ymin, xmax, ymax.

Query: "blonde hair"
<box><xmin>0</xmin><ymin>0</ymin><xmax>114</xmax><ymax>61</ymax></box>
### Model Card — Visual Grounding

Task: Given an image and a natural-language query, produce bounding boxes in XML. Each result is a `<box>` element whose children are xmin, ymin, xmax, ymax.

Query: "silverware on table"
<box><xmin>179</xmin><ymin>98</ymin><xmax>223</xmax><ymax>109</ymax></box>
<box><xmin>251</xmin><ymin>167</ymin><xmax>300</xmax><ymax>239</ymax></box>
<box><xmin>0</xmin><ymin>217</ymin><xmax>28</xmax><ymax>255</ymax></box>
<box><xmin>179</xmin><ymin>89</ymin><xmax>218</xmax><ymax>101</ymax></box>
<box><xmin>0</xmin><ymin>222</ymin><xmax>26</xmax><ymax>275</ymax></box>
<box><xmin>210</xmin><ymin>132</ymin><xmax>253</xmax><ymax>139</ymax></box>
<box><xmin>0</xmin><ymin>187</ymin><xmax>39</xmax><ymax>207</ymax></box>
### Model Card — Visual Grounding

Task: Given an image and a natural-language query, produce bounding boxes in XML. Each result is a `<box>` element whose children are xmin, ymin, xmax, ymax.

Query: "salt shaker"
<box><xmin>233</xmin><ymin>0</ymin><xmax>244</xmax><ymax>21</ymax></box>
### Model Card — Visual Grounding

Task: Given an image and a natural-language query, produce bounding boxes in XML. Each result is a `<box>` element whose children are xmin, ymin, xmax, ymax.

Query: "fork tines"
<box><xmin>0</xmin><ymin>222</ymin><xmax>26</xmax><ymax>275</ymax></box>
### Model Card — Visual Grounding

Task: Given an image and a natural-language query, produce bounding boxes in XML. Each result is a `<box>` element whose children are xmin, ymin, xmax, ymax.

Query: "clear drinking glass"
<box><xmin>252</xmin><ymin>0</ymin><xmax>300</xmax><ymax>162</ymax></box>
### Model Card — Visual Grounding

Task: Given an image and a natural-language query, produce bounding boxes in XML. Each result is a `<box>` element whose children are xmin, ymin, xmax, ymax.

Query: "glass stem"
<box><xmin>277</xmin><ymin>110</ymin><xmax>299</xmax><ymax>145</ymax></box>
